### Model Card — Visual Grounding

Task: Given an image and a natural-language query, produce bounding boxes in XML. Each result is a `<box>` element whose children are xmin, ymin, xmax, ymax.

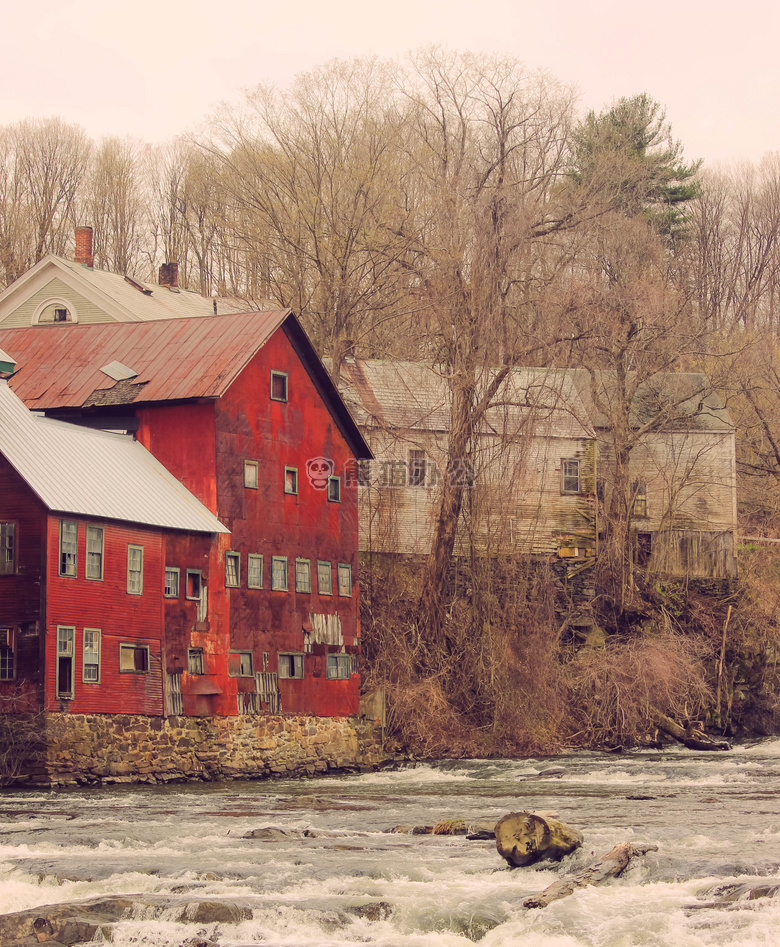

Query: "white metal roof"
<box><xmin>0</xmin><ymin>381</ymin><xmax>228</xmax><ymax>534</ymax></box>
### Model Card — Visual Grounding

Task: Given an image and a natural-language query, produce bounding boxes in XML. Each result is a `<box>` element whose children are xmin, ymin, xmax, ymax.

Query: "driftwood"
<box><xmin>495</xmin><ymin>812</ymin><xmax>583</xmax><ymax>867</ymax></box>
<box><xmin>524</xmin><ymin>842</ymin><xmax>658</xmax><ymax>909</ymax></box>
<box><xmin>650</xmin><ymin>708</ymin><xmax>731</xmax><ymax>751</ymax></box>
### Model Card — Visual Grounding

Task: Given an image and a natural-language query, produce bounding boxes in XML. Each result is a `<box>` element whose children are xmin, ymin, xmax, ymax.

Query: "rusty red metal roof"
<box><xmin>0</xmin><ymin>310</ymin><xmax>290</xmax><ymax>409</ymax></box>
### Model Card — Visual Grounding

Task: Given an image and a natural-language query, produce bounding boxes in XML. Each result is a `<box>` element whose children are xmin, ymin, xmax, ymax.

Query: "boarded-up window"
<box><xmin>337</xmin><ymin>563</ymin><xmax>352</xmax><ymax>597</ymax></box>
<box><xmin>271</xmin><ymin>371</ymin><xmax>288</xmax><ymax>402</ymax></box>
<box><xmin>296</xmin><ymin>558</ymin><xmax>311</xmax><ymax>593</ymax></box>
<box><xmin>317</xmin><ymin>560</ymin><xmax>332</xmax><ymax>595</ymax></box>
<box><xmin>248</xmin><ymin>554</ymin><xmax>263</xmax><ymax>589</ymax></box>
<box><xmin>244</xmin><ymin>460</ymin><xmax>259</xmax><ymax>489</ymax></box>
<box><xmin>188</xmin><ymin>648</ymin><xmax>204</xmax><ymax>674</ymax></box>
<box><xmin>272</xmin><ymin>557</ymin><xmax>288</xmax><ymax>591</ymax></box>
<box><xmin>228</xmin><ymin>651</ymin><xmax>253</xmax><ymax>676</ymax></box>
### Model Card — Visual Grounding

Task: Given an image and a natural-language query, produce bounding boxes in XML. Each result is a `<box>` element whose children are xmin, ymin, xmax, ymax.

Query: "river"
<box><xmin>2</xmin><ymin>740</ymin><xmax>780</xmax><ymax>945</ymax></box>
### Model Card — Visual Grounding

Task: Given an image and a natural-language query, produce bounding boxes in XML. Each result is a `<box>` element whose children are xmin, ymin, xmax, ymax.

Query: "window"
<box><xmin>85</xmin><ymin>526</ymin><xmax>104</xmax><ymax>580</ymax></box>
<box><xmin>295</xmin><ymin>558</ymin><xmax>311</xmax><ymax>593</ymax></box>
<box><xmin>0</xmin><ymin>523</ymin><xmax>15</xmax><ymax>575</ymax></box>
<box><xmin>119</xmin><ymin>643</ymin><xmax>149</xmax><ymax>672</ymax></box>
<box><xmin>632</xmin><ymin>481</ymin><xmax>648</xmax><ymax>518</ymax></box>
<box><xmin>244</xmin><ymin>460</ymin><xmax>259</xmax><ymax>489</ymax></box>
<box><xmin>59</xmin><ymin>520</ymin><xmax>77</xmax><ymax>577</ymax></box>
<box><xmin>272</xmin><ymin>557</ymin><xmax>288</xmax><ymax>591</ymax></box>
<box><xmin>326</xmin><ymin>653</ymin><xmax>351</xmax><ymax>680</ymax></box>
<box><xmin>284</xmin><ymin>467</ymin><xmax>298</xmax><ymax>495</ymax></box>
<box><xmin>0</xmin><ymin>629</ymin><xmax>13</xmax><ymax>681</ymax></box>
<box><xmin>327</xmin><ymin>476</ymin><xmax>341</xmax><ymax>503</ymax></box>
<box><xmin>225</xmin><ymin>551</ymin><xmax>241</xmax><ymax>587</ymax></box>
<box><xmin>127</xmin><ymin>545</ymin><xmax>143</xmax><ymax>594</ymax></box>
<box><xmin>56</xmin><ymin>626</ymin><xmax>75</xmax><ymax>698</ymax></box>
<box><xmin>337</xmin><ymin>563</ymin><xmax>352</xmax><ymax>597</ymax></box>
<box><xmin>561</xmin><ymin>459</ymin><xmax>581</xmax><ymax>494</ymax></box>
<box><xmin>188</xmin><ymin>648</ymin><xmax>204</xmax><ymax>675</ymax></box>
<box><xmin>409</xmin><ymin>449</ymin><xmax>427</xmax><ymax>487</ymax></box>
<box><xmin>278</xmin><ymin>652</ymin><xmax>304</xmax><ymax>679</ymax></box>
<box><xmin>35</xmin><ymin>301</ymin><xmax>76</xmax><ymax>324</ymax></box>
<box><xmin>54</xmin><ymin>307</ymin><xmax>69</xmax><ymax>322</ymax></box>
<box><xmin>186</xmin><ymin>569</ymin><xmax>202</xmax><ymax>599</ymax></box>
<box><xmin>317</xmin><ymin>560</ymin><xmax>332</xmax><ymax>595</ymax></box>
<box><xmin>164</xmin><ymin>567</ymin><xmax>180</xmax><ymax>598</ymax></box>
<box><xmin>228</xmin><ymin>650</ymin><xmax>254</xmax><ymax>676</ymax></box>
<box><xmin>248</xmin><ymin>554</ymin><xmax>263</xmax><ymax>589</ymax></box>
<box><xmin>270</xmin><ymin>370</ymin><xmax>288</xmax><ymax>402</ymax></box>
<box><xmin>82</xmin><ymin>629</ymin><xmax>101</xmax><ymax>682</ymax></box>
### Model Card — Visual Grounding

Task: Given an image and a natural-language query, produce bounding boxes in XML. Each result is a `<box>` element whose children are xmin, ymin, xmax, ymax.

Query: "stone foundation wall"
<box><xmin>4</xmin><ymin>712</ymin><xmax>389</xmax><ymax>787</ymax></box>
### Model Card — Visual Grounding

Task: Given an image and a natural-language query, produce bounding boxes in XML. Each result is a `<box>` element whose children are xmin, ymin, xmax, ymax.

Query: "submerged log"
<box><xmin>495</xmin><ymin>812</ymin><xmax>583</xmax><ymax>867</ymax></box>
<box><xmin>650</xmin><ymin>709</ymin><xmax>731</xmax><ymax>751</ymax></box>
<box><xmin>524</xmin><ymin>842</ymin><xmax>658</xmax><ymax>909</ymax></box>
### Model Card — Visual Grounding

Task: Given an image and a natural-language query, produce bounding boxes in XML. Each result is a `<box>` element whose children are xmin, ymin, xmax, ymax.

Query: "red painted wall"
<box><xmin>44</xmin><ymin>516</ymin><xmax>165</xmax><ymax>715</ymax></box>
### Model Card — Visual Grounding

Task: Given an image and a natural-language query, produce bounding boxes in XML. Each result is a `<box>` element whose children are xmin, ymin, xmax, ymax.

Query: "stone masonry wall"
<box><xmin>6</xmin><ymin>712</ymin><xmax>389</xmax><ymax>787</ymax></box>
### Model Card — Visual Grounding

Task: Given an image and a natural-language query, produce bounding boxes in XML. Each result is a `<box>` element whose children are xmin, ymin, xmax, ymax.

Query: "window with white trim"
<box><xmin>295</xmin><ymin>558</ymin><xmax>311</xmax><ymax>593</ymax></box>
<box><xmin>272</xmin><ymin>556</ymin><xmax>288</xmax><ymax>591</ymax></box>
<box><xmin>317</xmin><ymin>560</ymin><xmax>332</xmax><ymax>595</ymax></box>
<box><xmin>561</xmin><ymin>459</ymin><xmax>581</xmax><ymax>494</ymax></box>
<box><xmin>60</xmin><ymin>520</ymin><xmax>77</xmax><ymax>577</ymax></box>
<box><xmin>0</xmin><ymin>628</ymin><xmax>14</xmax><ymax>681</ymax></box>
<box><xmin>127</xmin><ymin>545</ymin><xmax>143</xmax><ymax>594</ymax></box>
<box><xmin>0</xmin><ymin>523</ymin><xmax>16</xmax><ymax>575</ymax></box>
<box><xmin>337</xmin><ymin>563</ymin><xmax>352</xmax><ymax>597</ymax></box>
<box><xmin>82</xmin><ymin>629</ymin><xmax>101</xmax><ymax>682</ymax></box>
<box><xmin>86</xmin><ymin>526</ymin><xmax>104</xmax><ymax>580</ymax></box>
<box><xmin>164</xmin><ymin>567</ymin><xmax>180</xmax><ymax>598</ymax></box>
<box><xmin>248</xmin><ymin>554</ymin><xmax>263</xmax><ymax>589</ymax></box>
<box><xmin>225</xmin><ymin>551</ymin><xmax>241</xmax><ymax>587</ymax></box>
<box><xmin>57</xmin><ymin>626</ymin><xmax>75</xmax><ymax>698</ymax></box>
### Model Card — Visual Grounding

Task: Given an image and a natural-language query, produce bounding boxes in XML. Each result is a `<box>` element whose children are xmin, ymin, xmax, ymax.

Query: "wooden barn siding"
<box><xmin>44</xmin><ymin>516</ymin><xmax>165</xmax><ymax>715</ymax></box>
<box><xmin>0</xmin><ymin>456</ymin><xmax>46</xmax><ymax>706</ymax></box>
<box><xmin>1</xmin><ymin>277</ymin><xmax>110</xmax><ymax>328</ymax></box>
<box><xmin>651</xmin><ymin>530</ymin><xmax>737</xmax><ymax>579</ymax></box>
<box><xmin>214</xmin><ymin>331</ymin><xmax>360</xmax><ymax>717</ymax></box>
<box><xmin>359</xmin><ymin>427</ymin><xmax>596</xmax><ymax>557</ymax></box>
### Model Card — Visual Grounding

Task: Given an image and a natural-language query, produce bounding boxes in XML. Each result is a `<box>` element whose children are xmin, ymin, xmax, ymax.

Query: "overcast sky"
<box><xmin>2</xmin><ymin>0</ymin><xmax>777</xmax><ymax>168</ymax></box>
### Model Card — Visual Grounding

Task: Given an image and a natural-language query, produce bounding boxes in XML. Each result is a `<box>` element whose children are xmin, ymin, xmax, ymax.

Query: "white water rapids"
<box><xmin>2</xmin><ymin>741</ymin><xmax>780</xmax><ymax>945</ymax></box>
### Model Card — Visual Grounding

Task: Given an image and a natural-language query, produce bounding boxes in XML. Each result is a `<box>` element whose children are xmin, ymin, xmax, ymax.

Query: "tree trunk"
<box><xmin>650</xmin><ymin>708</ymin><xmax>731</xmax><ymax>751</ymax></box>
<box><xmin>495</xmin><ymin>811</ymin><xmax>583</xmax><ymax>867</ymax></box>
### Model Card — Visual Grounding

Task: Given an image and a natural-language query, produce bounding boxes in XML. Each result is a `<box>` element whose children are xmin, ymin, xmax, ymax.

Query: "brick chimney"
<box><xmin>75</xmin><ymin>226</ymin><xmax>94</xmax><ymax>268</ymax></box>
<box><xmin>158</xmin><ymin>262</ymin><xmax>179</xmax><ymax>288</ymax></box>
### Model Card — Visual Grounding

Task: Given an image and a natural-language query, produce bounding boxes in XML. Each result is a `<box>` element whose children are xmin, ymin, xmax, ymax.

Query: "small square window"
<box><xmin>561</xmin><ymin>459</ymin><xmax>581</xmax><ymax>495</ymax></box>
<box><xmin>278</xmin><ymin>652</ymin><xmax>304</xmax><ymax>679</ymax></box>
<box><xmin>86</xmin><ymin>526</ymin><xmax>104</xmax><ymax>581</ymax></box>
<box><xmin>271</xmin><ymin>371</ymin><xmax>288</xmax><ymax>402</ymax></box>
<box><xmin>327</xmin><ymin>476</ymin><xmax>341</xmax><ymax>503</ymax></box>
<box><xmin>295</xmin><ymin>558</ymin><xmax>311</xmax><ymax>593</ymax></box>
<box><xmin>317</xmin><ymin>560</ymin><xmax>332</xmax><ymax>595</ymax></box>
<box><xmin>228</xmin><ymin>650</ymin><xmax>254</xmax><ymax>676</ymax></box>
<box><xmin>186</xmin><ymin>570</ymin><xmax>202</xmax><ymax>600</ymax></box>
<box><xmin>59</xmin><ymin>520</ymin><xmax>77</xmax><ymax>577</ymax></box>
<box><xmin>337</xmin><ymin>563</ymin><xmax>352</xmax><ymax>597</ymax></box>
<box><xmin>326</xmin><ymin>653</ymin><xmax>351</xmax><ymax>680</ymax></box>
<box><xmin>272</xmin><ymin>556</ymin><xmax>288</xmax><ymax>591</ymax></box>
<box><xmin>127</xmin><ymin>545</ymin><xmax>143</xmax><ymax>594</ymax></box>
<box><xmin>244</xmin><ymin>460</ymin><xmax>259</xmax><ymax>489</ymax></box>
<box><xmin>83</xmin><ymin>629</ymin><xmax>101</xmax><ymax>682</ymax></box>
<box><xmin>226</xmin><ymin>551</ymin><xmax>241</xmax><ymax>587</ymax></box>
<box><xmin>284</xmin><ymin>467</ymin><xmax>298</xmax><ymax>495</ymax></box>
<box><xmin>248</xmin><ymin>554</ymin><xmax>263</xmax><ymax>589</ymax></box>
<box><xmin>188</xmin><ymin>648</ymin><xmax>204</xmax><ymax>675</ymax></box>
<box><xmin>164</xmin><ymin>567</ymin><xmax>180</xmax><ymax>598</ymax></box>
<box><xmin>0</xmin><ymin>522</ymin><xmax>16</xmax><ymax>576</ymax></box>
<box><xmin>119</xmin><ymin>643</ymin><xmax>149</xmax><ymax>673</ymax></box>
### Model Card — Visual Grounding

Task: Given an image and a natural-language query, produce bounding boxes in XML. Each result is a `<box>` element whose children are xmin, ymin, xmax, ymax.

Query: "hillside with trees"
<box><xmin>4</xmin><ymin>49</ymin><xmax>780</xmax><ymax>755</ymax></box>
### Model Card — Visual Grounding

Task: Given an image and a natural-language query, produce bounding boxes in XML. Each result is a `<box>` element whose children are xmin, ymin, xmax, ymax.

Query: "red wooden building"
<box><xmin>0</xmin><ymin>311</ymin><xmax>371</xmax><ymax>718</ymax></box>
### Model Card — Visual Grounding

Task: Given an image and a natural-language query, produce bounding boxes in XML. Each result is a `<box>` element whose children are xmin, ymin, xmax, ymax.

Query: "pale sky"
<box><xmin>2</xmin><ymin>0</ymin><xmax>778</xmax><ymax>168</ymax></box>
